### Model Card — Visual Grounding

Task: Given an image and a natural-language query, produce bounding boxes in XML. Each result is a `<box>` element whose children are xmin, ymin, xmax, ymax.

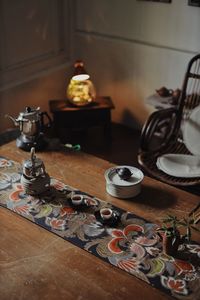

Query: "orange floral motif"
<box><xmin>60</xmin><ymin>206</ymin><xmax>76</xmax><ymax>217</ymax></box>
<box><xmin>118</xmin><ymin>258</ymin><xmax>140</xmax><ymax>272</ymax></box>
<box><xmin>108</xmin><ymin>224</ymin><xmax>144</xmax><ymax>254</ymax></box>
<box><xmin>14</xmin><ymin>204</ymin><xmax>30</xmax><ymax>215</ymax></box>
<box><xmin>161</xmin><ymin>276</ymin><xmax>188</xmax><ymax>295</ymax></box>
<box><xmin>9</xmin><ymin>184</ymin><xmax>24</xmax><ymax>202</ymax></box>
<box><xmin>174</xmin><ymin>259</ymin><xmax>195</xmax><ymax>275</ymax></box>
<box><xmin>47</xmin><ymin>217</ymin><xmax>66</xmax><ymax>231</ymax></box>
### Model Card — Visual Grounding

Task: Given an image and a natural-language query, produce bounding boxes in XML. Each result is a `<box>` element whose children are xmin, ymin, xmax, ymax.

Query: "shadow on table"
<box><xmin>130</xmin><ymin>185</ymin><xmax>176</xmax><ymax>209</ymax></box>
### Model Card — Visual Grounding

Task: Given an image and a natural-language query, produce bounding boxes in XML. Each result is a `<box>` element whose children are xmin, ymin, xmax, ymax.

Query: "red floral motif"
<box><xmin>108</xmin><ymin>224</ymin><xmax>144</xmax><ymax>254</ymax></box>
<box><xmin>161</xmin><ymin>276</ymin><xmax>188</xmax><ymax>295</ymax></box>
<box><xmin>9</xmin><ymin>184</ymin><xmax>24</xmax><ymax>202</ymax></box>
<box><xmin>47</xmin><ymin>217</ymin><xmax>66</xmax><ymax>231</ymax></box>
<box><xmin>60</xmin><ymin>206</ymin><xmax>76</xmax><ymax>217</ymax></box>
<box><xmin>124</xmin><ymin>224</ymin><xmax>144</xmax><ymax>236</ymax></box>
<box><xmin>13</xmin><ymin>204</ymin><xmax>30</xmax><ymax>215</ymax></box>
<box><xmin>174</xmin><ymin>259</ymin><xmax>195</xmax><ymax>275</ymax></box>
<box><xmin>118</xmin><ymin>258</ymin><xmax>140</xmax><ymax>272</ymax></box>
<box><xmin>108</xmin><ymin>237</ymin><xmax>125</xmax><ymax>254</ymax></box>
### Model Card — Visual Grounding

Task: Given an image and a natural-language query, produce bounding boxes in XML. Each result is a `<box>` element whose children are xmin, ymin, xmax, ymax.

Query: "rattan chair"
<box><xmin>138</xmin><ymin>53</ymin><xmax>200</xmax><ymax>187</ymax></box>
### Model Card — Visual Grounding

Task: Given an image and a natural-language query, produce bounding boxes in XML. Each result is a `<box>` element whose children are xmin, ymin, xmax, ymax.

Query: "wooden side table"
<box><xmin>49</xmin><ymin>97</ymin><xmax>115</xmax><ymax>142</ymax></box>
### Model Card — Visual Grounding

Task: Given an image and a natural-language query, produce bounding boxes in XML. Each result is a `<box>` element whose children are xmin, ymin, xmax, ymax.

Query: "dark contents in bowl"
<box><xmin>116</xmin><ymin>167</ymin><xmax>132</xmax><ymax>181</ymax></box>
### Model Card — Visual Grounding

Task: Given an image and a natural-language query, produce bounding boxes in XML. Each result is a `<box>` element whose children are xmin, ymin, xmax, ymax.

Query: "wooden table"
<box><xmin>49</xmin><ymin>97</ymin><xmax>114</xmax><ymax>142</ymax></box>
<box><xmin>0</xmin><ymin>141</ymin><xmax>200</xmax><ymax>300</ymax></box>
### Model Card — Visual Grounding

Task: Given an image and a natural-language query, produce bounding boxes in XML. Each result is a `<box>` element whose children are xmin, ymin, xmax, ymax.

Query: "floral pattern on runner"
<box><xmin>0</xmin><ymin>157</ymin><xmax>200</xmax><ymax>299</ymax></box>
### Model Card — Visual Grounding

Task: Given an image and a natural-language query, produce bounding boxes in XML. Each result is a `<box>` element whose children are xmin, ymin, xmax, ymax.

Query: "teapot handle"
<box><xmin>40</xmin><ymin>111</ymin><xmax>52</xmax><ymax>131</ymax></box>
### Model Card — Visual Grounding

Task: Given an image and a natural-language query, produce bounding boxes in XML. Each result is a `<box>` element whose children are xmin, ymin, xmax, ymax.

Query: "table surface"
<box><xmin>49</xmin><ymin>96</ymin><xmax>115</xmax><ymax>112</ymax></box>
<box><xmin>0</xmin><ymin>141</ymin><xmax>200</xmax><ymax>300</ymax></box>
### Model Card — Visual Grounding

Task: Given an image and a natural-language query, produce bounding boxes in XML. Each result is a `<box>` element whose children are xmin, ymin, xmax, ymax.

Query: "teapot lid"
<box><xmin>19</xmin><ymin>106</ymin><xmax>40</xmax><ymax>119</ymax></box>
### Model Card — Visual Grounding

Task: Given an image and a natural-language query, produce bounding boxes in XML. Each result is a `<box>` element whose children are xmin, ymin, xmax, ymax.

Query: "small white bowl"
<box><xmin>100</xmin><ymin>208</ymin><xmax>113</xmax><ymax>220</ymax></box>
<box><xmin>104</xmin><ymin>166</ymin><xmax>144</xmax><ymax>199</ymax></box>
<box><xmin>71</xmin><ymin>194</ymin><xmax>84</xmax><ymax>205</ymax></box>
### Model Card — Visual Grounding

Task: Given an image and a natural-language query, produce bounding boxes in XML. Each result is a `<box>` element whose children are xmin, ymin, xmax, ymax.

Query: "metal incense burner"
<box><xmin>21</xmin><ymin>147</ymin><xmax>50</xmax><ymax>195</ymax></box>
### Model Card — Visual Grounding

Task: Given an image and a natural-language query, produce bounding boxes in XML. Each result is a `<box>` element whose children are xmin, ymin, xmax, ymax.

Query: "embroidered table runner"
<box><xmin>0</xmin><ymin>157</ymin><xmax>200</xmax><ymax>299</ymax></box>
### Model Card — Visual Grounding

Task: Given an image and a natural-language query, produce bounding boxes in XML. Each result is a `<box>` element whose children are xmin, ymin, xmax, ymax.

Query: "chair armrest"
<box><xmin>140</xmin><ymin>107</ymin><xmax>178</xmax><ymax>152</ymax></box>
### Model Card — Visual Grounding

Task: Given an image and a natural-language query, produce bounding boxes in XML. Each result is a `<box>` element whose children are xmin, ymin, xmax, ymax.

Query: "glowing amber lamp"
<box><xmin>66</xmin><ymin>60</ymin><xmax>96</xmax><ymax>106</ymax></box>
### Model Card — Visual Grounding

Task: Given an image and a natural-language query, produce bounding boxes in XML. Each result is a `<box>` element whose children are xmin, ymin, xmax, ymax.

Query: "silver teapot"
<box><xmin>6</xmin><ymin>106</ymin><xmax>51</xmax><ymax>151</ymax></box>
<box><xmin>21</xmin><ymin>147</ymin><xmax>50</xmax><ymax>195</ymax></box>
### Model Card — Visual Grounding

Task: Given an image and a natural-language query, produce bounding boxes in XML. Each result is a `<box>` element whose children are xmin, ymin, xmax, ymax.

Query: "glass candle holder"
<box><xmin>66</xmin><ymin>61</ymin><xmax>96</xmax><ymax>106</ymax></box>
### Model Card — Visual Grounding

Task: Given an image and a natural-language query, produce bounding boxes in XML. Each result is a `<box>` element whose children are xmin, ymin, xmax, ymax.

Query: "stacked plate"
<box><xmin>156</xmin><ymin>154</ymin><xmax>200</xmax><ymax>178</ymax></box>
<box><xmin>104</xmin><ymin>166</ymin><xmax>144</xmax><ymax>199</ymax></box>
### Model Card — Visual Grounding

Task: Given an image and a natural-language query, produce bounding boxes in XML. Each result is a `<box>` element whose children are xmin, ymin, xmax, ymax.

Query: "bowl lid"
<box><xmin>104</xmin><ymin>166</ymin><xmax>144</xmax><ymax>187</ymax></box>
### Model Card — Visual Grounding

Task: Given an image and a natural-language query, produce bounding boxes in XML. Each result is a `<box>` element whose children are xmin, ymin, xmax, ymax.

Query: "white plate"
<box><xmin>183</xmin><ymin>105</ymin><xmax>200</xmax><ymax>155</ymax></box>
<box><xmin>156</xmin><ymin>154</ymin><xmax>200</xmax><ymax>178</ymax></box>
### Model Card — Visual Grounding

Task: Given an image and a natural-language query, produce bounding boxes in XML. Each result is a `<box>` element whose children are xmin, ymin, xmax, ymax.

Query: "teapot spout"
<box><xmin>5</xmin><ymin>114</ymin><xmax>19</xmax><ymax>127</ymax></box>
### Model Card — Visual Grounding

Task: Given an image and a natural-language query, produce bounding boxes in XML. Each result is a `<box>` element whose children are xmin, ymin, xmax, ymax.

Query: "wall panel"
<box><xmin>0</xmin><ymin>0</ymin><xmax>71</xmax><ymax>90</ymax></box>
<box><xmin>74</xmin><ymin>0</ymin><xmax>200</xmax><ymax>128</ymax></box>
<box><xmin>75</xmin><ymin>0</ymin><xmax>200</xmax><ymax>53</ymax></box>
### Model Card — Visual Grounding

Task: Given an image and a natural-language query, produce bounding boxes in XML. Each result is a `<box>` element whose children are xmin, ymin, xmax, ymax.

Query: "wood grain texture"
<box><xmin>0</xmin><ymin>141</ymin><xmax>199</xmax><ymax>300</ymax></box>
